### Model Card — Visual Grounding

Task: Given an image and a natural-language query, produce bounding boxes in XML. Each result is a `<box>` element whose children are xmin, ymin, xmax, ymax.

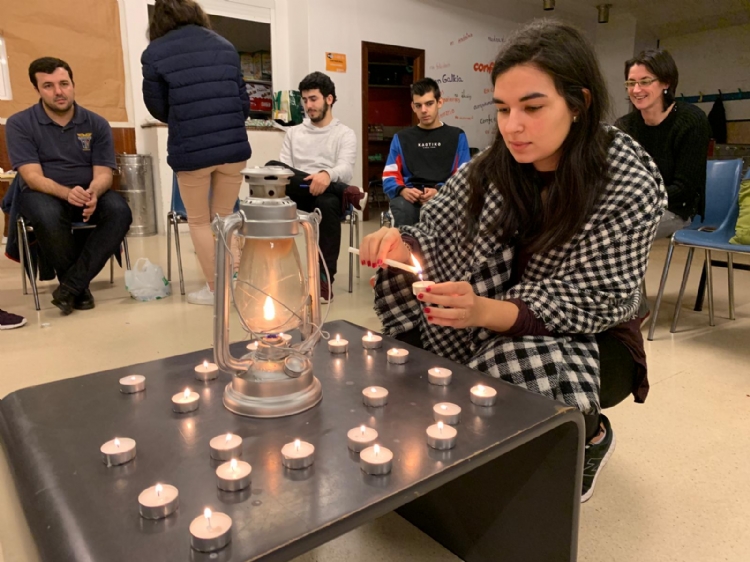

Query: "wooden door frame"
<box><xmin>361</xmin><ymin>41</ymin><xmax>425</xmax><ymax>220</ymax></box>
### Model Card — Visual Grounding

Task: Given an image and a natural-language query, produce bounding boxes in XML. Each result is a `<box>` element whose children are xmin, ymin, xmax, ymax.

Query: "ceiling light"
<box><xmin>543</xmin><ymin>0</ymin><xmax>555</xmax><ymax>10</ymax></box>
<box><xmin>597</xmin><ymin>4</ymin><xmax>612</xmax><ymax>23</ymax></box>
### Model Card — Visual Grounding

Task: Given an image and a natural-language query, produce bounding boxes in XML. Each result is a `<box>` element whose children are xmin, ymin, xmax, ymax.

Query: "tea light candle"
<box><xmin>427</xmin><ymin>367</ymin><xmax>452</xmax><ymax>386</ymax></box>
<box><xmin>362</xmin><ymin>386</ymin><xmax>388</xmax><ymax>407</ymax></box>
<box><xmin>470</xmin><ymin>384</ymin><xmax>498</xmax><ymax>406</ymax></box>
<box><xmin>328</xmin><ymin>334</ymin><xmax>349</xmax><ymax>353</ymax></box>
<box><xmin>209</xmin><ymin>433</ymin><xmax>243</xmax><ymax>460</ymax></box>
<box><xmin>412</xmin><ymin>279</ymin><xmax>436</xmax><ymax>296</ymax></box>
<box><xmin>426</xmin><ymin>421</ymin><xmax>457</xmax><ymax>450</ymax></box>
<box><xmin>279</xmin><ymin>332</ymin><xmax>293</xmax><ymax>344</ymax></box>
<box><xmin>387</xmin><ymin>348</ymin><xmax>409</xmax><ymax>364</ymax></box>
<box><xmin>119</xmin><ymin>375</ymin><xmax>145</xmax><ymax>394</ymax></box>
<box><xmin>172</xmin><ymin>388</ymin><xmax>199</xmax><ymax>413</ymax></box>
<box><xmin>433</xmin><ymin>402</ymin><xmax>461</xmax><ymax>425</ymax></box>
<box><xmin>138</xmin><ymin>483</ymin><xmax>179</xmax><ymax>519</ymax></box>
<box><xmin>190</xmin><ymin>508</ymin><xmax>232</xmax><ymax>552</ymax></box>
<box><xmin>195</xmin><ymin>360</ymin><xmax>219</xmax><ymax>381</ymax></box>
<box><xmin>347</xmin><ymin>425</ymin><xmax>378</xmax><ymax>452</ymax></box>
<box><xmin>216</xmin><ymin>459</ymin><xmax>252</xmax><ymax>492</ymax></box>
<box><xmin>246</xmin><ymin>341</ymin><xmax>258</xmax><ymax>351</ymax></box>
<box><xmin>281</xmin><ymin>439</ymin><xmax>315</xmax><ymax>469</ymax></box>
<box><xmin>361</xmin><ymin>331</ymin><xmax>383</xmax><ymax>349</ymax></box>
<box><xmin>359</xmin><ymin>444</ymin><xmax>393</xmax><ymax>475</ymax></box>
<box><xmin>100</xmin><ymin>437</ymin><xmax>136</xmax><ymax>466</ymax></box>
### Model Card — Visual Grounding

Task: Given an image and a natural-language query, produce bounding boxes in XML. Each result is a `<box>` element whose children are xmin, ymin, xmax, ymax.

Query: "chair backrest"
<box><xmin>696</xmin><ymin>159</ymin><xmax>744</xmax><ymax>228</ymax></box>
<box><xmin>171</xmin><ymin>173</ymin><xmax>241</xmax><ymax>218</ymax></box>
<box><xmin>713</xmin><ymin>163</ymin><xmax>748</xmax><ymax>236</ymax></box>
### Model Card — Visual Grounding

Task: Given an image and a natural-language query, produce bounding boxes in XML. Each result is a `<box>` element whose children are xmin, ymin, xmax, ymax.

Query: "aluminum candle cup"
<box><xmin>433</xmin><ymin>402</ymin><xmax>462</xmax><ymax>425</ymax></box>
<box><xmin>412</xmin><ymin>280</ymin><xmax>435</xmax><ymax>296</ymax></box>
<box><xmin>209</xmin><ymin>433</ymin><xmax>243</xmax><ymax>460</ymax></box>
<box><xmin>328</xmin><ymin>334</ymin><xmax>349</xmax><ymax>354</ymax></box>
<box><xmin>359</xmin><ymin>444</ymin><xmax>393</xmax><ymax>475</ymax></box>
<box><xmin>190</xmin><ymin>509</ymin><xmax>232</xmax><ymax>552</ymax></box>
<box><xmin>215</xmin><ymin>459</ymin><xmax>252</xmax><ymax>492</ymax></box>
<box><xmin>426</xmin><ymin>422</ymin><xmax>457</xmax><ymax>450</ymax></box>
<box><xmin>172</xmin><ymin>389</ymin><xmax>199</xmax><ymax>413</ymax></box>
<box><xmin>347</xmin><ymin>426</ymin><xmax>378</xmax><ymax>452</ymax></box>
<box><xmin>362</xmin><ymin>331</ymin><xmax>383</xmax><ymax>349</ymax></box>
<box><xmin>119</xmin><ymin>375</ymin><xmax>145</xmax><ymax>394</ymax></box>
<box><xmin>362</xmin><ymin>386</ymin><xmax>388</xmax><ymax>407</ymax></box>
<box><xmin>100</xmin><ymin>437</ymin><xmax>136</xmax><ymax>467</ymax></box>
<box><xmin>195</xmin><ymin>361</ymin><xmax>219</xmax><ymax>381</ymax></box>
<box><xmin>470</xmin><ymin>384</ymin><xmax>498</xmax><ymax>406</ymax></box>
<box><xmin>386</xmin><ymin>348</ymin><xmax>409</xmax><ymax>364</ymax></box>
<box><xmin>281</xmin><ymin>440</ymin><xmax>315</xmax><ymax>469</ymax></box>
<box><xmin>427</xmin><ymin>367</ymin><xmax>452</xmax><ymax>386</ymax></box>
<box><xmin>138</xmin><ymin>484</ymin><xmax>179</xmax><ymax>519</ymax></box>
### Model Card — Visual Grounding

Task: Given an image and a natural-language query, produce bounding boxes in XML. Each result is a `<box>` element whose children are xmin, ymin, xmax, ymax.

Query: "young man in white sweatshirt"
<box><xmin>268</xmin><ymin>72</ymin><xmax>359</xmax><ymax>303</ymax></box>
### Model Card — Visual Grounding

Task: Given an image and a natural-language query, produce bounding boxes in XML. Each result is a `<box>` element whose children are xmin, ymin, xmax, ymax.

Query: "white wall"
<box><xmin>661</xmin><ymin>23</ymin><xmax>750</xmax><ymax>121</ymax></box>
<box><xmin>595</xmin><ymin>12</ymin><xmax>638</xmax><ymax>122</ymax></box>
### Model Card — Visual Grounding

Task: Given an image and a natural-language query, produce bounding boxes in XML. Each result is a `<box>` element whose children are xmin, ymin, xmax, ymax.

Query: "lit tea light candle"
<box><xmin>279</xmin><ymin>332</ymin><xmax>293</xmax><ymax>344</ymax></box>
<box><xmin>119</xmin><ymin>375</ymin><xmax>145</xmax><ymax>394</ymax></box>
<box><xmin>328</xmin><ymin>334</ymin><xmax>349</xmax><ymax>354</ymax></box>
<box><xmin>433</xmin><ymin>402</ymin><xmax>461</xmax><ymax>425</ymax></box>
<box><xmin>172</xmin><ymin>388</ymin><xmax>199</xmax><ymax>413</ymax></box>
<box><xmin>362</xmin><ymin>386</ymin><xmax>388</xmax><ymax>407</ymax></box>
<box><xmin>195</xmin><ymin>360</ymin><xmax>219</xmax><ymax>382</ymax></box>
<box><xmin>359</xmin><ymin>444</ymin><xmax>393</xmax><ymax>475</ymax></box>
<box><xmin>100</xmin><ymin>437</ymin><xmax>136</xmax><ymax>467</ymax></box>
<box><xmin>470</xmin><ymin>384</ymin><xmax>498</xmax><ymax>407</ymax></box>
<box><xmin>361</xmin><ymin>331</ymin><xmax>383</xmax><ymax>349</ymax></box>
<box><xmin>138</xmin><ymin>483</ymin><xmax>179</xmax><ymax>519</ymax></box>
<box><xmin>281</xmin><ymin>439</ymin><xmax>315</xmax><ymax>469</ymax></box>
<box><xmin>190</xmin><ymin>508</ymin><xmax>232</xmax><ymax>552</ymax></box>
<box><xmin>426</xmin><ymin>421</ymin><xmax>457</xmax><ymax>450</ymax></box>
<box><xmin>347</xmin><ymin>425</ymin><xmax>378</xmax><ymax>452</ymax></box>
<box><xmin>209</xmin><ymin>433</ymin><xmax>243</xmax><ymax>460</ymax></box>
<box><xmin>246</xmin><ymin>340</ymin><xmax>259</xmax><ymax>351</ymax></box>
<box><xmin>410</xmin><ymin>256</ymin><xmax>435</xmax><ymax>295</ymax></box>
<box><xmin>427</xmin><ymin>367</ymin><xmax>452</xmax><ymax>386</ymax></box>
<box><xmin>386</xmin><ymin>348</ymin><xmax>409</xmax><ymax>364</ymax></box>
<box><xmin>216</xmin><ymin>458</ymin><xmax>252</xmax><ymax>492</ymax></box>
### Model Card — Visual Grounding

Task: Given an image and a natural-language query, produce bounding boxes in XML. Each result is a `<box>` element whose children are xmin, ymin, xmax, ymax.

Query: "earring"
<box><xmin>572</xmin><ymin>115</ymin><xmax>579</xmax><ymax>123</ymax></box>
<box><xmin>663</xmin><ymin>89</ymin><xmax>669</xmax><ymax>96</ymax></box>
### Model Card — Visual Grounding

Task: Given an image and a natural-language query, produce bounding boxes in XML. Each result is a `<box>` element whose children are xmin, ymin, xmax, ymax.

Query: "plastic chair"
<box><xmin>648</xmin><ymin>159</ymin><xmax>745</xmax><ymax>339</ymax></box>
<box><xmin>17</xmin><ymin>217</ymin><xmax>131</xmax><ymax>311</ymax></box>
<box><xmin>345</xmin><ymin>191</ymin><xmax>368</xmax><ymax>293</ymax></box>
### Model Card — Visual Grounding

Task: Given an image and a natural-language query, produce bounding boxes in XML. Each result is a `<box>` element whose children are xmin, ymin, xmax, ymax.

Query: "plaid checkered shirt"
<box><xmin>374</xmin><ymin>128</ymin><xmax>667</xmax><ymax>414</ymax></box>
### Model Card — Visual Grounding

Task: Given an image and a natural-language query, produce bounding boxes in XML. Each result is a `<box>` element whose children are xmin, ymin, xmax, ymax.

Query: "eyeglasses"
<box><xmin>624</xmin><ymin>78</ymin><xmax>657</xmax><ymax>90</ymax></box>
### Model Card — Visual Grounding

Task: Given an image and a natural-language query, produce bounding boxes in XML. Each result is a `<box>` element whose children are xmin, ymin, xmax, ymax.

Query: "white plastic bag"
<box><xmin>124</xmin><ymin>258</ymin><xmax>171</xmax><ymax>301</ymax></box>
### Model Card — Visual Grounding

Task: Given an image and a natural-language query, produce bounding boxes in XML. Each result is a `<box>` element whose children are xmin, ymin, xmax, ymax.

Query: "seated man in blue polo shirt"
<box><xmin>6</xmin><ymin>57</ymin><xmax>132</xmax><ymax>315</ymax></box>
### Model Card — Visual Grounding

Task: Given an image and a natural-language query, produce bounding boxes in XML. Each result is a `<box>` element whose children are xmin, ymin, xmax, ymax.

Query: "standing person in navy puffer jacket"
<box><xmin>142</xmin><ymin>0</ymin><xmax>251</xmax><ymax>305</ymax></box>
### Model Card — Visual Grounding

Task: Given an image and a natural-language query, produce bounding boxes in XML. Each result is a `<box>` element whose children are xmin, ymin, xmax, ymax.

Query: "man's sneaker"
<box><xmin>74</xmin><ymin>288</ymin><xmax>96</xmax><ymax>311</ymax></box>
<box><xmin>187</xmin><ymin>283</ymin><xmax>214</xmax><ymax>305</ymax></box>
<box><xmin>52</xmin><ymin>285</ymin><xmax>76</xmax><ymax>316</ymax></box>
<box><xmin>320</xmin><ymin>279</ymin><xmax>334</xmax><ymax>304</ymax></box>
<box><xmin>581</xmin><ymin>414</ymin><xmax>616</xmax><ymax>503</ymax></box>
<box><xmin>0</xmin><ymin>310</ymin><xmax>27</xmax><ymax>330</ymax></box>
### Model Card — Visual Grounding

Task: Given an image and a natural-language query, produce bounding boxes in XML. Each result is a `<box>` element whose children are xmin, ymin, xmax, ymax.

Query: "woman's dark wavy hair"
<box><xmin>466</xmin><ymin>20</ymin><xmax>613</xmax><ymax>254</ymax></box>
<box><xmin>149</xmin><ymin>0</ymin><xmax>211</xmax><ymax>41</ymax></box>
<box><xmin>624</xmin><ymin>49</ymin><xmax>678</xmax><ymax>111</ymax></box>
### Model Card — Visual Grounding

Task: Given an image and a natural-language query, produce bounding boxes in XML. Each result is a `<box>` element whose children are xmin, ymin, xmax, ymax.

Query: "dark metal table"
<box><xmin>0</xmin><ymin>320</ymin><xmax>584</xmax><ymax>562</ymax></box>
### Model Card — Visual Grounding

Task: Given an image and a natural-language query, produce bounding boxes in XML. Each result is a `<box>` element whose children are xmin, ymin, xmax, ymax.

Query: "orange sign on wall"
<box><xmin>325</xmin><ymin>52</ymin><xmax>347</xmax><ymax>73</ymax></box>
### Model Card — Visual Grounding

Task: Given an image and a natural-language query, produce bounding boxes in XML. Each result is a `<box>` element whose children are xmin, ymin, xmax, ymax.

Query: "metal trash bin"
<box><xmin>117</xmin><ymin>154</ymin><xmax>157</xmax><ymax>236</ymax></box>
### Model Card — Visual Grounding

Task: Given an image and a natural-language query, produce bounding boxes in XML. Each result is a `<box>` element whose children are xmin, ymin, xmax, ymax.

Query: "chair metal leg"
<box><xmin>355</xmin><ymin>214</ymin><xmax>361</xmax><ymax>279</ymax></box>
<box><xmin>670</xmin><ymin>247</ymin><xmax>694</xmax><ymax>333</ymax></box>
<box><xmin>17</xmin><ymin>219</ymin><xmax>28</xmax><ymax>296</ymax></box>
<box><xmin>705</xmin><ymin>250</ymin><xmax>715</xmax><ymax>327</ymax></box>
<box><xmin>123</xmin><ymin>237</ymin><xmax>131</xmax><ymax>270</ymax></box>
<box><xmin>727</xmin><ymin>253</ymin><xmax>735</xmax><ymax>320</ymax></box>
<box><xmin>19</xmin><ymin>218</ymin><xmax>41</xmax><ymax>311</ymax></box>
<box><xmin>173</xmin><ymin>218</ymin><xmax>185</xmax><ymax>296</ymax></box>
<box><xmin>166</xmin><ymin>213</ymin><xmax>173</xmax><ymax>281</ymax></box>
<box><xmin>348</xmin><ymin>215</ymin><xmax>355</xmax><ymax>293</ymax></box>
<box><xmin>647</xmin><ymin>238</ymin><xmax>675</xmax><ymax>341</ymax></box>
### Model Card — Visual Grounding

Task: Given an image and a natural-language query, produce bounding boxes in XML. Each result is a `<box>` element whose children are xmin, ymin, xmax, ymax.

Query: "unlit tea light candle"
<box><xmin>362</xmin><ymin>386</ymin><xmax>388</xmax><ymax>407</ymax></box>
<box><xmin>426</xmin><ymin>421</ymin><xmax>457</xmax><ymax>450</ymax></box>
<box><xmin>281</xmin><ymin>439</ymin><xmax>315</xmax><ymax>469</ymax></box>
<box><xmin>328</xmin><ymin>334</ymin><xmax>349</xmax><ymax>353</ymax></box>
<box><xmin>347</xmin><ymin>425</ymin><xmax>378</xmax><ymax>452</ymax></box>
<box><xmin>138</xmin><ymin>483</ymin><xmax>179</xmax><ymax>519</ymax></box>
<box><xmin>360</xmin><ymin>444</ymin><xmax>393</xmax><ymax>475</ymax></box>
<box><xmin>362</xmin><ymin>331</ymin><xmax>383</xmax><ymax>349</ymax></box>
<box><xmin>119</xmin><ymin>375</ymin><xmax>145</xmax><ymax>394</ymax></box>
<box><xmin>195</xmin><ymin>360</ymin><xmax>219</xmax><ymax>381</ymax></box>
<box><xmin>101</xmin><ymin>437</ymin><xmax>136</xmax><ymax>467</ymax></box>
<box><xmin>216</xmin><ymin>459</ymin><xmax>252</xmax><ymax>492</ymax></box>
<box><xmin>172</xmin><ymin>388</ymin><xmax>199</xmax><ymax>413</ymax></box>
<box><xmin>387</xmin><ymin>348</ymin><xmax>409</xmax><ymax>364</ymax></box>
<box><xmin>190</xmin><ymin>508</ymin><xmax>232</xmax><ymax>552</ymax></box>
<box><xmin>427</xmin><ymin>367</ymin><xmax>452</xmax><ymax>386</ymax></box>
<box><xmin>470</xmin><ymin>384</ymin><xmax>498</xmax><ymax>406</ymax></box>
<box><xmin>210</xmin><ymin>433</ymin><xmax>243</xmax><ymax>460</ymax></box>
<box><xmin>433</xmin><ymin>402</ymin><xmax>461</xmax><ymax>425</ymax></box>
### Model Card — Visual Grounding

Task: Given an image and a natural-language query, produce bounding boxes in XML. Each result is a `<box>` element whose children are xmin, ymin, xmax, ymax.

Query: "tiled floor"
<box><xmin>1</xmin><ymin>219</ymin><xmax>749</xmax><ymax>562</ymax></box>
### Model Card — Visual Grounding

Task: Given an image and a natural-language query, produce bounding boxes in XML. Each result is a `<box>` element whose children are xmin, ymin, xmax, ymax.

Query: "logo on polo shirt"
<box><xmin>418</xmin><ymin>142</ymin><xmax>442</xmax><ymax>148</ymax></box>
<box><xmin>77</xmin><ymin>132</ymin><xmax>92</xmax><ymax>151</ymax></box>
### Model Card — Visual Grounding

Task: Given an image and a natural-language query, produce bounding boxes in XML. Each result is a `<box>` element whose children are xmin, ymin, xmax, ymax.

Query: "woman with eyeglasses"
<box><xmin>615</xmin><ymin>50</ymin><xmax>711</xmax><ymax>239</ymax></box>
